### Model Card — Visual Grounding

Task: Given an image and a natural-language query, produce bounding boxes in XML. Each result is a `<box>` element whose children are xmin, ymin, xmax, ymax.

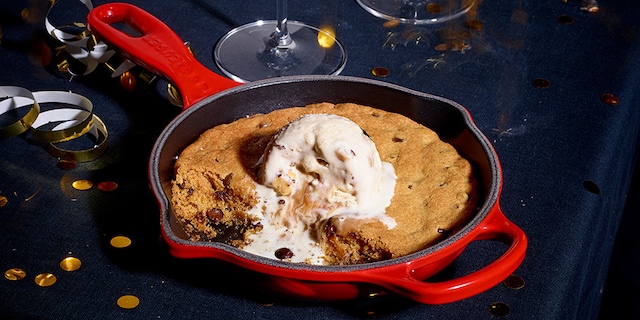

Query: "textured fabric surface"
<box><xmin>1</xmin><ymin>0</ymin><xmax>639</xmax><ymax>319</ymax></box>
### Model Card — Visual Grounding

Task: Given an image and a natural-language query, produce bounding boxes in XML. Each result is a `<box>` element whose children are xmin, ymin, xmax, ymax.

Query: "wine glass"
<box><xmin>214</xmin><ymin>0</ymin><xmax>347</xmax><ymax>82</ymax></box>
<box><xmin>356</xmin><ymin>0</ymin><xmax>476</xmax><ymax>24</ymax></box>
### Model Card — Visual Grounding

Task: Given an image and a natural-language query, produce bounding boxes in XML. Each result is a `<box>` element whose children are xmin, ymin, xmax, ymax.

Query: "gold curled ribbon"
<box><xmin>30</xmin><ymin>91</ymin><xmax>94</xmax><ymax>142</ymax></box>
<box><xmin>46</xmin><ymin>0</ymin><xmax>130</xmax><ymax>78</ymax></box>
<box><xmin>0</xmin><ymin>86</ymin><xmax>108</xmax><ymax>162</ymax></box>
<box><xmin>30</xmin><ymin>90</ymin><xmax>107</xmax><ymax>162</ymax></box>
<box><xmin>0</xmin><ymin>86</ymin><xmax>41</xmax><ymax>140</ymax></box>
<box><xmin>47</xmin><ymin>114</ymin><xmax>108</xmax><ymax>162</ymax></box>
<box><xmin>45</xmin><ymin>1</ymin><xmax>180</xmax><ymax>98</ymax></box>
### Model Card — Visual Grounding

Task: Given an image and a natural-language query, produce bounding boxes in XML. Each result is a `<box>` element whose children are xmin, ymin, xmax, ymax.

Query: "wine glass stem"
<box><xmin>272</xmin><ymin>0</ymin><xmax>292</xmax><ymax>47</ymax></box>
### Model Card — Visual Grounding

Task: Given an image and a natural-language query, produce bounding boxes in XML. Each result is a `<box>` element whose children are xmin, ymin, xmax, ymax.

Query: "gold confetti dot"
<box><xmin>120</xmin><ymin>71</ymin><xmax>136</xmax><ymax>92</ymax></box>
<box><xmin>371</xmin><ymin>67</ymin><xmax>390</xmax><ymax>77</ymax></box>
<box><xmin>34</xmin><ymin>273</ymin><xmax>57</xmax><ymax>287</ymax></box>
<box><xmin>600</xmin><ymin>93</ymin><xmax>619</xmax><ymax>106</ymax></box>
<box><xmin>502</xmin><ymin>274</ymin><xmax>525</xmax><ymax>289</ymax></box>
<box><xmin>426</xmin><ymin>3</ymin><xmax>442</xmax><ymax>14</ymax></box>
<box><xmin>60</xmin><ymin>256</ymin><xmax>82</xmax><ymax>272</ymax></box>
<box><xmin>488</xmin><ymin>302</ymin><xmax>510</xmax><ymax>316</ymax></box>
<box><xmin>98</xmin><ymin>181</ymin><xmax>119</xmax><ymax>192</ymax></box>
<box><xmin>317</xmin><ymin>26</ymin><xmax>336</xmax><ymax>49</ymax></box>
<box><xmin>117</xmin><ymin>295</ymin><xmax>140</xmax><ymax>309</ymax></box>
<box><xmin>0</xmin><ymin>195</ymin><xmax>7</xmax><ymax>207</ymax></box>
<box><xmin>110</xmin><ymin>235</ymin><xmax>132</xmax><ymax>248</ymax></box>
<box><xmin>21</xmin><ymin>8</ymin><xmax>37</xmax><ymax>22</ymax></box>
<box><xmin>72</xmin><ymin>179</ymin><xmax>93</xmax><ymax>190</ymax></box>
<box><xmin>4</xmin><ymin>268</ymin><xmax>26</xmax><ymax>281</ymax></box>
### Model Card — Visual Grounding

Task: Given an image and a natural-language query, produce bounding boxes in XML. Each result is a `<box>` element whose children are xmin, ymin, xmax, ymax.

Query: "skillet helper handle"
<box><xmin>375</xmin><ymin>209</ymin><xmax>527</xmax><ymax>304</ymax></box>
<box><xmin>87</xmin><ymin>3</ymin><xmax>239</xmax><ymax>109</ymax></box>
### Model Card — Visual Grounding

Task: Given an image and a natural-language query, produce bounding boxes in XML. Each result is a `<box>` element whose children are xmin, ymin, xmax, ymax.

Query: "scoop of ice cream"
<box><xmin>259</xmin><ymin>114</ymin><xmax>397</xmax><ymax>229</ymax></box>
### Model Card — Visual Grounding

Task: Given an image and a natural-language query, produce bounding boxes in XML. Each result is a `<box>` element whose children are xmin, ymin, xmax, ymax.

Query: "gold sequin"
<box><xmin>4</xmin><ymin>268</ymin><xmax>26</xmax><ymax>281</ymax></box>
<box><xmin>371</xmin><ymin>67</ymin><xmax>390</xmax><ymax>77</ymax></box>
<box><xmin>0</xmin><ymin>195</ymin><xmax>7</xmax><ymax>207</ymax></box>
<box><xmin>60</xmin><ymin>256</ymin><xmax>82</xmax><ymax>271</ymax></box>
<box><xmin>502</xmin><ymin>274</ymin><xmax>525</xmax><ymax>289</ymax></box>
<box><xmin>317</xmin><ymin>26</ymin><xmax>337</xmax><ymax>49</ymax></box>
<box><xmin>426</xmin><ymin>3</ymin><xmax>442</xmax><ymax>14</ymax></box>
<box><xmin>488</xmin><ymin>302</ymin><xmax>510</xmax><ymax>316</ymax></box>
<box><xmin>600</xmin><ymin>93</ymin><xmax>619</xmax><ymax>106</ymax></box>
<box><xmin>110</xmin><ymin>235</ymin><xmax>132</xmax><ymax>248</ymax></box>
<box><xmin>117</xmin><ymin>295</ymin><xmax>140</xmax><ymax>309</ymax></box>
<box><xmin>34</xmin><ymin>273</ymin><xmax>57</xmax><ymax>287</ymax></box>
<box><xmin>119</xmin><ymin>71</ymin><xmax>136</xmax><ymax>92</ymax></box>
<box><xmin>98</xmin><ymin>181</ymin><xmax>119</xmax><ymax>192</ymax></box>
<box><xmin>72</xmin><ymin>179</ymin><xmax>93</xmax><ymax>190</ymax></box>
<box><xmin>21</xmin><ymin>8</ymin><xmax>37</xmax><ymax>23</ymax></box>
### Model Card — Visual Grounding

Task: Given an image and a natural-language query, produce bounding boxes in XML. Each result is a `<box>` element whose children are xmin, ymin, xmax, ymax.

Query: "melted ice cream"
<box><xmin>243</xmin><ymin>114</ymin><xmax>397</xmax><ymax>264</ymax></box>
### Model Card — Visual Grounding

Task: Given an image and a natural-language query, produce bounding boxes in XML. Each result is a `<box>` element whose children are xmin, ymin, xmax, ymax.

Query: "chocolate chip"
<box><xmin>323</xmin><ymin>222</ymin><xmax>337</xmax><ymax>237</ymax></box>
<box><xmin>206</xmin><ymin>208</ymin><xmax>224</xmax><ymax>221</ymax></box>
<box><xmin>213</xmin><ymin>190</ymin><xmax>230</xmax><ymax>202</ymax></box>
<box><xmin>223</xmin><ymin>173</ymin><xmax>233</xmax><ymax>188</ymax></box>
<box><xmin>392</xmin><ymin>137</ymin><xmax>405</xmax><ymax>142</ymax></box>
<box><xmin>274</xmin><ymin>247</ymin><xmax>294</xmax><ymax>260</ymax></box>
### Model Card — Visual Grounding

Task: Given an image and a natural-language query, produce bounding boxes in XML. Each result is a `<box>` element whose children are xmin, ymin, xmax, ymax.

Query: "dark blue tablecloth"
<box><xmin>2</xmin><ymin>0</ymin><xmax>639</xmax><ymax>319</ymax></box>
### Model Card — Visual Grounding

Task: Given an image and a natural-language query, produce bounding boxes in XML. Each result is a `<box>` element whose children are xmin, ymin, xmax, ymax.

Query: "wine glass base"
<box><xmin>356</xmin><ymin>0</ymin><xmax>475</xmax><ymax>24</ymax></box>
<box><xmin>214</xmin><ymin>20</ymin><xmax>347</xmax><ymax>82</ymax></box>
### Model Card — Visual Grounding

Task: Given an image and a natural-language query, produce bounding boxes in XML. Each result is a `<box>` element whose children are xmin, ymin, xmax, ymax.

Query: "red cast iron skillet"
<box><xmin>88</xmin><ymin>3</ymin><xmax>527</xmax><ymax>304</ymax></box>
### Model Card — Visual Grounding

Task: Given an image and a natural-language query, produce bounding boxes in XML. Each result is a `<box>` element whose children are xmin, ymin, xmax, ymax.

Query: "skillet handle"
<box><xmin>367</xmin><ymin>208</ymin><xmax>527</xmax><ymax>304</ymax></box>
<box><xmin>87</xmin><ymin>2</ymin><xmax>239</xmax><ymax>109</ymax></box>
